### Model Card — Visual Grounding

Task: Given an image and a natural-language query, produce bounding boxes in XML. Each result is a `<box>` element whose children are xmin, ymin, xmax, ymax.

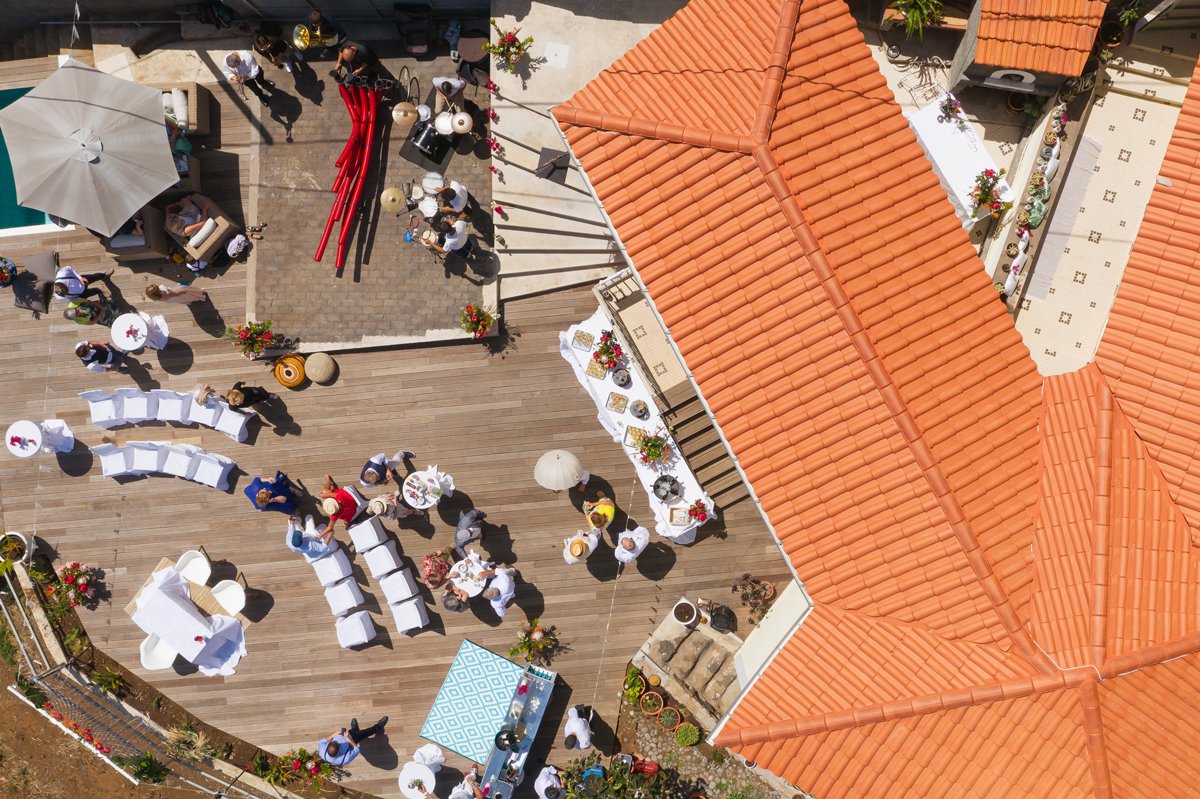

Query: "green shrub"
<box><xmin>113</xmin><ymin>752</ymin><xmax>169</xmax><ymax>783</ymax></box>
<box><xmin>15</xmin><ymin>675</ymin><xmax>47</xmax><ymax>706</ymax></box>
<box><xmin>0</xmin><ymin>624</ymin><xmax>16</xmax><ymax>666</ymax></box>
<box><xmin>675</xmin><ymin>722</ymin><xmax>701</xmax><ymax>746</ymax></box>
<box><xmin>93</xmin><ymin>667</ymin><xmax>125</xmax><ymax>698</ymax></box>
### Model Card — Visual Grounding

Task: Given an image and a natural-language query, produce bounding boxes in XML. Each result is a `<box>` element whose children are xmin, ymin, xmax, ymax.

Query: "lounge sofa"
<box><xmin>164</xmin><ymin>193</ymin><xmax>237</xmax><ymax>263</ymax></box>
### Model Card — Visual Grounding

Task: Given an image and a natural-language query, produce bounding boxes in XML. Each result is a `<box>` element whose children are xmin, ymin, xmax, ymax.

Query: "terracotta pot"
<box><xmin>1100</xmin><ymin>21</ymin><xmax>1124</xmax><ymax>47</ymax></box>
<box><xmin>639</xmin><ymin>690</ymin><xmax>663</xmax><ymax>716</ymax></box>
<box><xmin>757</xmin><ymin>581</ymin><xmax>776</xmax><ymax>601</ymax></box>
<box><xmin>1006</xmin><ymin>92</ymin><xmax>1025</xmax><ymax>114</ymax></box>
<box><xmin>657</xmin><ymin>707</ymin><xmax>682</xmax><ymax>731</ymax></box>
<box><xmin>624</xmin><ymin>672</ymin><xmax>646</xmax><ymax>698</ymax></box>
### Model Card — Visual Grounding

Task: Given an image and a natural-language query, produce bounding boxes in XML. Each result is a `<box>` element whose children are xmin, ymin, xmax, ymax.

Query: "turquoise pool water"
<box><xmin>0</xmin><ymin>87</ymin><xmax>49</xmax><ymax>230</ymax></box>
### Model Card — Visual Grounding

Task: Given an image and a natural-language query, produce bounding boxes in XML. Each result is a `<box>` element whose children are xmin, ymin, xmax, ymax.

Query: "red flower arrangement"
<box><xmin>969</xmin><ymin>168</ymin><xmax>1012</xmax><ymax>219</ymax></box>
<box><xmin>459</xmin><ymin>304</ymin><xmax>497</xmax><ymax>339</ymax></box>
<box><xmin>223</xmin><ymin>319</ymin><xmax>277</xmax><ymax>359</ymax></box>
<box><xmin>485</xmin><ymin>79</ymin><xmax>499</xmax><ymax>93</ymax></box>
<box><xmin>52</xmin><ymin>562</ymin><xmax>98</xmax><ymax>609</ymax></box>
<box><xmin>481</xmin><ymin>18</ymin><xmax>535</xmax><ymax>74</ymax></box>
<box><xmin>686</xmin><ymin>499</ymin><xmax>711</xmax><ymax>523</ymax></box>
<box><xmin>592</xmin><ymin>330</ymin><xmax>623</xmax><ymax>370</ymax></box>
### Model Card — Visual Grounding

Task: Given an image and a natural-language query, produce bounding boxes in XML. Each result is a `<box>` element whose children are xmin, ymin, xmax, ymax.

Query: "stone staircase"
<box><xmin>0</xmin><ymin>23</ymin><xmax>93</xmax><ymax>64</ymax></box>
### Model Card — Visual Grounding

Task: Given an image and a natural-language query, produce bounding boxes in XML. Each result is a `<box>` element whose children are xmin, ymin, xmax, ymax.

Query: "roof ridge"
<box><xmin>1101</xmin><ymin>630</ymin><xmax>1200</xmax><ymax>677</ymax></box>
<box><xmin>1077</xmin><ymin>676</ymin><xmax>1113</xmax><ymax>799</ymax></box>
<box><xmin>715</xmin><ymin>669</ymin><xmax>1086</xmax><ymax>747</ymax></box>
<box><xmin>751</xmin><ymin>141</ymin><xmax>1054</xmax><ymax>676</ymax></box>
<box><xmin>1090</xmin><ymin>368</ymin><xmax>1113</xmax><ymax>669</ymax></box>
<box><xmin>552</xmin><ymin>105</ymin><xmax>756</xmax><ymax>154</ymax></box>
<box><xmin>751</xmin><ymin>0</ymin><xmax>802</xmax><ymax>142</ymax></box>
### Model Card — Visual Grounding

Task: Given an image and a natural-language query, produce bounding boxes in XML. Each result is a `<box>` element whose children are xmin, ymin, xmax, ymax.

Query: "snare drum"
<box><xmin>411</xmin><ymin>119</ymin><xmax>438</xmax><ymax>156</ymax></box>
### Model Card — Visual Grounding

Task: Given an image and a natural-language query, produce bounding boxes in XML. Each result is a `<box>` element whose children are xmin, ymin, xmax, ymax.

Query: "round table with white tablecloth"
<box><xmin>111</xmin><ymin>312</ymin><xmax>149</xmax><ymax>352</ymax></box>
<box><xmin>398</xmin><ymin>762</ymin><xmax>437</xmax><ymax>799</ymax></box>
<box><xmin>5</xmin><ymin>420</ymin><xmax>41</xmax><ymax>458</ymax></box>
<box><xmin>448</xmin><ymin>553</ymin><xmax>489</xmax><ymax>597</ymax></box>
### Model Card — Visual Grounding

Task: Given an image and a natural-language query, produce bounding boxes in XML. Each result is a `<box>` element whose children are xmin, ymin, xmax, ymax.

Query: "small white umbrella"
<box><xmin>0</xmin><ymin>58</ymin><xmax>179</xmax><ymax>236</ymax></box>
<box><xmin>534</xmin><ymin>449</ymin><xmax>584</xmax><ymax>491</ymax></box>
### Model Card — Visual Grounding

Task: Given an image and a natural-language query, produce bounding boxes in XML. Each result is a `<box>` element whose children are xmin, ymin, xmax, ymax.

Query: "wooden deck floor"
<box><xmin>0</xmin><ymin>59</ymin><xmax>790</xmax><ymax>799</ymax></box>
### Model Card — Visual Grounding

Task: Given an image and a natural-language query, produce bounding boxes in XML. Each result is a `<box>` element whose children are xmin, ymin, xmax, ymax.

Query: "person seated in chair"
<box><xmin>332</xmin><ymin>41</ymin><xmax>376</xmax><ymax>79</ymax></box>
<box><xmin>166</xmin><ymin>196</ymin><xmax>212</xmax><ymax>238</ymax></box>
<box><xmin>441</xmin><ymin>581</ymin><xmax>470</xmax><ymax>613</ymax></box>
<box><xmin>436</xmin><ymin>180</ymin><xmax>470</xmax><ymax>216</ymax></box>
<box><xmin>244</xmin><ymin>470</ymin><xmax>299</xmax><ymax>515</ymax></box>
<box><xmin>320</xmin><ymin>474</ymin><xmax>362</xmax><ymax>539</ymax></box>
<box><xmin>432</xmin><ymin>75</ymin><xmax>466</xmax><ymax>114</ymax></box>
<box><xmin>426</xmin><ymin>216</ymin><xmax>472</xmax><ymax>259</ymax></box>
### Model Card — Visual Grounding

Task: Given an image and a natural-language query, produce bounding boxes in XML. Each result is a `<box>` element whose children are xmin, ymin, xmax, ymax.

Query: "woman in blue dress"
<box><xmin>243</xmin><ymin>470</ymin><xmax>298</xmax><ymax>513</ymax></box>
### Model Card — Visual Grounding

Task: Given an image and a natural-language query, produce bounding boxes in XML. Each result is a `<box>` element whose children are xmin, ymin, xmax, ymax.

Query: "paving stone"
<box><xmin>251</xmin><ymin>48</ymin><xmax>493</xmax><ymax>347</ymax></box>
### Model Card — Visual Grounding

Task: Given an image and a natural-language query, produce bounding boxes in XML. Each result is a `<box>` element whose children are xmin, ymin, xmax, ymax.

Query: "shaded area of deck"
<box><xmin>0</xmin><ymin>59</ymin><xmax>789</xmax><ymax>799</ymax></box>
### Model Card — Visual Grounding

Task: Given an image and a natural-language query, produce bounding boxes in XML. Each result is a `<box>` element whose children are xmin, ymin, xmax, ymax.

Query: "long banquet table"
<box><xmin>559</xmin><ymin>307</ymin><xmax>710</xmax><ymax>544</ymax></box>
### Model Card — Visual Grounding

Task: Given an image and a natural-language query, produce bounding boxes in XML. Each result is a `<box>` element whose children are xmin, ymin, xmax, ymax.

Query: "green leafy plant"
<box><xmin>113</xmin><ymin>752</ymin><xmax>169</xmax><ymax>783</ymax></box>
<box><xmin>459</xmin><ymin>303</ymin><xmax>496</xmax><ymax>339</ymax></box>
<box><xmin>969</xmin><ymin>168</ymin><xmax>1013</xmax><ymax>219</ymax></box>
<box><xmin>248</xmin><ymin>752</ymin><xmax>273</xmax><ymax>778</ymax></box>
<box><xmin>15</xmin><ymin>675</ymin><xmax>47</xmax><ymax>706</ymax></box>
<box><xmin>283</xmin><ymin>747</ymin><xmax>335</xmax><ymax>786</ymax></box>
<box><xmin>0</xmin><ymin>624</ymin><xmax>16</xmax><ymax>666</ymax></box>
<box><xmin>639</xmin><ymin>691</ymin><xmax>663</xmax><ymax>715</ymax></box>
<box><xmin>622</xmin><ymin>667</ymin><xmax>646</xmax><ymax>704</ymax></box>
<box><xmin>888</xmin><ymin>0</ymin><xmax>944</xmax><ymax>40</ymax></box>
<box><xmin>732</xmin><ymin>573</ymin><xmax>777</xmax><ymax>624</ymax></box>
<box><xmin>657</xmin><ymin>707</ymin><xmax>681</xmax><ymax>730</ymax></box>
<box><xmin>675</xmin><ymin>722</ymin><xmax>702</xmax><ymax>746</ymax></box>
<box><xmin>708</xmin><ymin>747</ymin><xmax>728</xmax><ymax>765</ymax></box>
<box><xmin>1116</xmin><ymin>1</ymin><xmax>1142</xmax><ymax>27</ymax></box>
<box><xmin>93</xmin><ymin>667</ymin><xmax>126</xmax><ymax>698</ymax></box>
<box><xmin>561</xmin><ymin>752</ymin><xmax>660</xmax><ymax>799</ymax></box>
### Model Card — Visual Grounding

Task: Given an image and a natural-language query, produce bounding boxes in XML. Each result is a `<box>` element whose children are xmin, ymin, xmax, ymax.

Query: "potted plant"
<box><xmin>732</xmin><ymin>573</ymin><xmax>777</xmax><ymax>624</ymax></box>
<box><xmin>623</xmin><ymin>668</ymin><xmax>646</xmax><ymax>703</ymax></box>
<box><xmin>1005</xmin><ymin>92</ymin><xmax>1026</xmax><ymax>115</ymax></box>
<box><xmin>0</xmin><ymin>531</ymin><xmax>29</xmax><ymax>567</ymax></box>
<box><xmin>224</xmin><ymin>320</ymin><xmax>277</xmax><ymax>360</ymax></box>
<box><xmin>1100</xmin><ymin>19</ymin><xmax>1125</xmax><ymax>46</ymax></box>
<box><xmin>673</xmin><ymin>598</ymin><xmax>699</xmax><ymax>626</ymax></box>
<box><xmin>938</xmin><ymin>93</ymin><xmax>965</xmax><ymax>128</ymax></box>
<box><xmin>459</xmin><ymin>304</ymin><xmax>496</xmax><ymax>339</ymax></box>
<box><xmin>887</xmin><ymin>0</ymin><xmax>944</xmax><ymax>40</ymax></box>
<box><xmin>639</xmin><ymin>691</ymin><xmax>663</xmax><ymax>716</ymax></box>
<box><xmin>1016</xmin><ymin>208</ymin><xmax>1031</xmax><ymax>227</ymax></box>
<box><xmin>508</xmin><ymin>617</ymin><xmax>561</xmax><ymax>666</ymax></box>
<box><xmin>1044</xmin><ymin>128</ymin><xmax>1059</xmax><ymax>146</ymax></box>
<box><xmin>1005</xmin><ymin>242</ymin><xmax>1020</xmax><ymax>258</ymax></box>
<box><xmin>657</xmin><ymin>707</ymin><xmax>682</xmax><ymax>731</ymax></box>
<box><xmin>593</xmin><ymin>329</ymin><xmax>623</xmax><ymax>370</ymax></box>
<box><xmin>969</xmin><ymin>168</ymin><xmax>1012</xmax><ymax>220</ymax></box>
<box><xmin>482</xmin><ymin>18</ymin><xmax>535</xmax><ymax>74</ymax></box>
<box><xmin>1030</xmin><ymin>171</ymin><xmax>1046</xmax><ymax>190</ymax></box>
<box><xmin>675</xmin><ymin>723</ymin><xmax>702</xmax><ymax>747</ymax></box>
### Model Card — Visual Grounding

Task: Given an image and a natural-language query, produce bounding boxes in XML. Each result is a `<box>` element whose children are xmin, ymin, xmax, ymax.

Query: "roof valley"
<box><xmin>753</xmin><ymin>141</ymin><xmax>1055</xmax><ymax>676</ymax></box>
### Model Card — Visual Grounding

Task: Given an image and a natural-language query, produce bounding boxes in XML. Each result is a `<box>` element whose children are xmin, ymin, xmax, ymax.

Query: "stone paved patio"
<box><xmin>252</xmin><ymin>45</ymin><xmax>495</xmax><ymax>349</ymax></box>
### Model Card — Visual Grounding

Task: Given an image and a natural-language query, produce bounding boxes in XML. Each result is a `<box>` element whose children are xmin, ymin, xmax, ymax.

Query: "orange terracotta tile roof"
<box><xmin>975</xmin><ymin>0</ymin><xmax>1109</xmax><ymax>76</ymax></box>
<box><xmin>556</xmin><ymin>2</ymin><xmax>1200</xmax><ymax>796</ymax></box>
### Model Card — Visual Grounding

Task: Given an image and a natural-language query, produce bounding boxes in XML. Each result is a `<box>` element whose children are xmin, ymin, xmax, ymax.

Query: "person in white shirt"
<box><xmin>427</xmin><ymin>217</ymin><xmax>472</xmax><ymax>258</ymax></box>
<box><xmin>53</xmin><ymin>266</ymin><xmax>112</xmax><ymax>301</ymax></box>
<box><xmin>222</xmin><ymin>50</ymin><xmax>275</xmax><ymax>106</ymax></box>
<box><xmin>562</xmin><ymin>529</ymin><xmax>599</xmax><ymax>565</ymax></box>
<box><xmin>437</xmin><ymin>180</ymin><xmax>470</xmax><ymax>216</ymax></box>
<box><xmin>432</xmin><ymin>76</ymin><xmax>466</xmax><ymax>113</ymax></box>
<box><xmin>533</xmin><ymin>765</ymin><xmax>562</xmax><ymax>799</ymax></box>
<box><xmin>480</xmin><ymin>566</ymin><xmax>516</xmax><ymax>618</ymax></box>
<box><xmin>563</xmin><ymin>705</ymin><xmax>593</xmax><ymax>750</ymax></box>
<box><xmin>615</xmin><ymin>526</ymin><xmax>650</xmax><ymax>564</ymax></box>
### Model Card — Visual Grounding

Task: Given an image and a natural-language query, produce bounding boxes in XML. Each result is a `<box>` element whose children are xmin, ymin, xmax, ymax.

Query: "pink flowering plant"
<box><xmin>482</xmin><ymin>18</ymin><xmax>534</xmax><ymax>73</ymax></box>
<box><xmin>47</xmin><ymin>561</ymin><xmax>101</xmax><ymax>610</ymax></box>
<box><xmin>283</xmin><ymin>747</ymin><xmax>335</xmax><ymax>785</ymax></box>
<box><xmin>459</xmin><ymin>304</ymin><xmax>496</xmax><ymax>339</ymax></box>
<box><xmin>223</xmin><ymin>319</ymin><xmax>275</xmax><ymax>359</ymax></box>
<box><xmin>969</xmin><ymin>168</ymin><xmax>1012</xmax><ymax>219</ymax></box>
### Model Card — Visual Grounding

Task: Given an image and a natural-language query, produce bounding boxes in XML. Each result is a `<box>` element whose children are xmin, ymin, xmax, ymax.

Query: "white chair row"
<box><xmin>348</xmin><ymin>516</ymin><xmax>430</xmax><ymax>635</ymax></box>
<box><xmin>92</xmin><ymin>442</ymin><xmax>235</xmax><ymax>490</ymax></box>
<box><xmin>285</xmin><ymin>517</ymin><xmax>381</xmax><ymax>649</ymax></box>
<box><xmin>80</xmin><ymin>389</ymin><xmax>253</xmax><ymax>442</ymax></box>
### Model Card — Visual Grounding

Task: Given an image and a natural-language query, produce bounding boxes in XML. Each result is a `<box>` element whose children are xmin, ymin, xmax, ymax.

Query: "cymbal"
<box><xmin>380</xmin><ymin>187</ymin><xmax>406</xmax><ymax>212</ymax></box>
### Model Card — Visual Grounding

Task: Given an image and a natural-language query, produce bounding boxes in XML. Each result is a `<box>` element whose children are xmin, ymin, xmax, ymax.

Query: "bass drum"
<box><xmin>411</xmin><ymin>119</ymin><xmax>439</xmax><ymax>156</ymax></box>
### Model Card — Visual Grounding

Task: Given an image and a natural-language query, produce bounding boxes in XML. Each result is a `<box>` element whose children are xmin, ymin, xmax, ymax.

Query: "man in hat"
<box><xmin>320</xmin><ymin>474</ymin><xmax>361</xmax><ymax>540</ymax></box>
<box><xmin>614</xmin><ymin>526</ymin><xmax>650</xmax><ymax>565</ymax></box>
<box><xmin>562</xmin><ymin>528</ymin><xmax>599</xmax><ymax>565</ymax></box>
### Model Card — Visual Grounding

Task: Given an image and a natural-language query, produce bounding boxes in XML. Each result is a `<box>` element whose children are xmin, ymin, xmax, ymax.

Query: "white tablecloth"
<box><xmin>131</xmin><ymin>567</ymin><xmax>246</xmax><ymax>676</ymax></box>
<box><xmin>402</xmin><ymin>467</ymin><xmax>455</xmax><ymax>509</ymax></box>
<box><xmin>559</xmin><ymin>308</ymin><xmax>710</xmax><ymax>544</ymax></box>
<box><xmin>112</xmin><ymin>312</ymin><xmax>149</xmax><ymax>352</ymax></box>
<box><xmin>907</xmin><ymin>94</ymin><xmax>1014</xmax><ymax>230</ymax></box>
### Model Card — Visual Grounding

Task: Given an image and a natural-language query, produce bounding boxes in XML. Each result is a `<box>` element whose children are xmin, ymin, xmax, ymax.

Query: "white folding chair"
<box><xmin>116</xmin><ymin>388</ymin><xmax>157</xmax><ymax>424</ymax></box>
<box><xmin>139</xmin><ymin>311</ymin><xmax>170</xmax><ymax>350</ymax></box>
<box><xmin>391</xmin><ymin>596</ymin><xmax>430</xmax><ymax>634</ymax></box>
<box><xmin>213</xmin><ymin>404</ymin><xmax>252</xmax><ymax>442</ymax></box>
<box><xmin>127</xmin><ymin>441</ymin><xmax>168</xmax><ymax>474</ymax></box>
<box><xmin>175</xmin><ymin>549</ymin><xmax>212</xmax><ymax>585</ymax></box>
<box><xmin>413</xmin><ymin>743</ymin><xmax>446</xmax><ymax>771</ymax></box>
<box><xmin>151</xmin><ymin>390</ymin><xmax>191</xmax><ymax>425</ymax></box>
<box><xmin>161</xmin><ymin>445</ymin><xmax>201</xmax><ymax>480</ymax></box>
<box><xmin>192</xmin><ymin>453</ymin><xmax>234</xmax><ymax>490</ymax></box>
<box><xmin>324</xmin><ymin>577</ymin><xmax>364</xmax><ymax>616</ymax></box>
<box><xmin>211</xmin><ymin>579</ymin><xmax>247</xmax><ymax>615</ymax></box>
<box><xmin>335</xmin><ymin>610</ymin><xmax>378</xmax><ymax>648</ymax></box>
<box><xmin>380</xmin><ymin>568</ymin><xmax>419</xmax><ymax>605</ymax></box>
<box><xmin>139</xmin><ymin>634</ymin><xmax>178</xmax><ymax>670</ymax></box>
<box><xmin>348</xmin><ymin>516</ymin><xmax>388</xmax><ymax>552</ymax></box>
<box><xmin>312</xmin><ymin>548</ymin><xmax>352</xmax><ymax>587</ymax></box>
<box><xmin>188</xmin><ymin>397</ymin><xmax>223</xmax><ymax>428</ymax></box>
<box><xmin>79</xmin><ymin>390</ymin><xmax>123</xmax><ymax>428</ymax></box>
<box><xmin>363</xmin><ymin>540</ymin><xmax>402</xmax><ymax>579</ymax></box>
<box><xmin>91</xmin><ymin>444</ymin><xmax>135</xmax><ymax>478</ymax></box>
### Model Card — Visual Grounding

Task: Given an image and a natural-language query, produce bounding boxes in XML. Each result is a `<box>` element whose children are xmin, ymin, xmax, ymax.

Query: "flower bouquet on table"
<box><xmin>969</xmin><ymin>168</ymin><xmax>1012</xmax><ymax>220</ymax></box>
<box><xmin>460</xmin><ymin>304</ymin><xmax>496</xmax><ymax>339</ymax></box>
<box><xmin>508</xmin><ymin>617</ymin><xmax>561</xmax><ymax>666</ymax></box>
<box><xmin>638</xmin><ymin>428</ymin><xmax>672</xmax><ymax>467</ymax></box>
<box><xmin>482</xmin><ymin>18</ymin><xmax>534</xmax><ymax>74</ymax></box>
<box><xmin>592</xmin><ymin>329</ymin><xmax>623</xmax><ymax>370</ymax></box>
<box><xmin>224</xmin><ymin>319</ymin><xmax>276</xmax><ymax>359</ymax></box>
<box><xmin>686</xmin><ymin>499</ymin><xmax>713</xmax><ymax>525</ymax></box>
<box><xmin>939</xmin><ymin>93</ymin><xmax>965</xmax><ymax>128</ymax></box>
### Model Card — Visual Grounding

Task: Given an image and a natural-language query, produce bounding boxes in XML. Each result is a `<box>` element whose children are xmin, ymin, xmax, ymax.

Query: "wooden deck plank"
<box><xmin>0</xmin><ymin>59</ymin><xmax>790</xmax><ymax>799</ymax></box>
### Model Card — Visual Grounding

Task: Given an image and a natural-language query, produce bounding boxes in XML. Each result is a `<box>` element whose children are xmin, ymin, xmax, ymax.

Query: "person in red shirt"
<box><xmin>320</xmin><ymin>474</ymin><xmax>361</xmax><ymax>539</ymax></box>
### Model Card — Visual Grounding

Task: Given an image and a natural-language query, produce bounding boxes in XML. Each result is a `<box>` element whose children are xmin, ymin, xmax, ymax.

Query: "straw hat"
<box><xmin>569</xmin><ymin>539</ymin><xmax>588</xmax><ymax>559</ymax></box>
<box><xmin>321</xmin><ymin>497</ymin><xmax>341</xmax><ymax>515</ymax></box>
<box><xmin>368</xmin><ymin>497</ymin><xmax>391</xmax><ymax>516</ymax></box>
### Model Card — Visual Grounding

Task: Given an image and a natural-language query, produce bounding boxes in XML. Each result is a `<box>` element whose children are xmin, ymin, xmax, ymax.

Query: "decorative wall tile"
<box><xmin>1104</xmin><ymin>190</ymin><xmax>1117</xmax><ymax>203</ymax></box>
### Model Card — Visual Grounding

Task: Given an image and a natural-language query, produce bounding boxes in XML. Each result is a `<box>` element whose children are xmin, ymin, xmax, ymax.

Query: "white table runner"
<box><xmin>131</xmin><ymin>567</ymin><xmax>246</xmax><ymax>676</ymax></box>
<box><xmin>559</xmin><ymin>308</ymin><xmax>710</xmax><ymax>543</ymax></box>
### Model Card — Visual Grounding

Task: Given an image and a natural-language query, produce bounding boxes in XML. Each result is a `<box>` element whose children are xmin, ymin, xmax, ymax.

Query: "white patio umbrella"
<box><xmin>534</xmin><ymin>449</ymin><xmax>585</xmax><ymax>491</ymax></box>
<box><xmin>0</xmin><ymin>58</ymin><xmax>178</xmax><ymax>236</ymax></box>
